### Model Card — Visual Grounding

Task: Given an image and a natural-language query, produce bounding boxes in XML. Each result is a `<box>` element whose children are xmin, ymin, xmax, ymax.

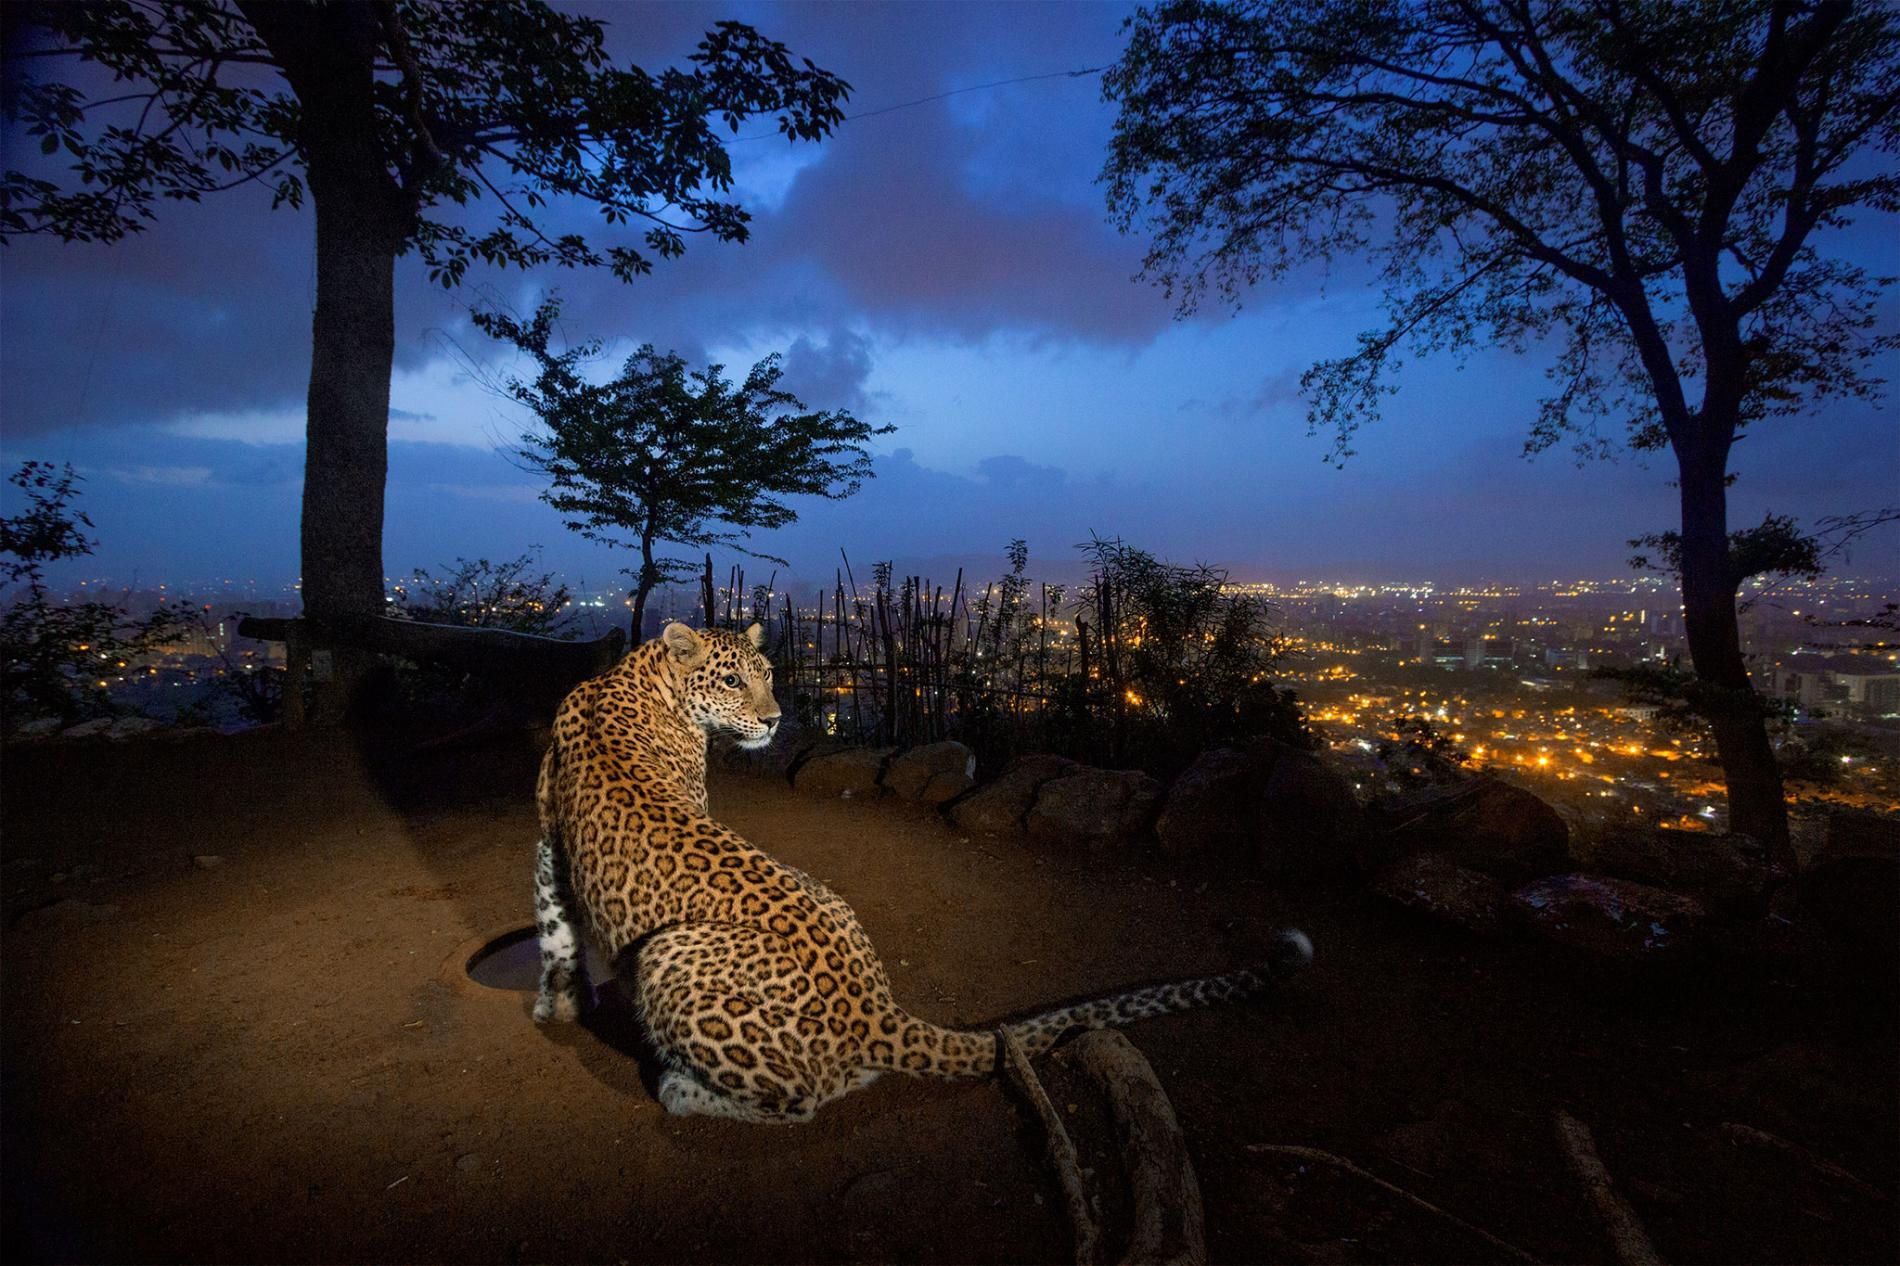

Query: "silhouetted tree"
<box><xmin>1104</xmin><ymin>0</ymin><xmax>1899</xmax><ymax>856</ymax></box>
<box><xmin>3</xmin><ymin>0</ymin><xmax>848</xmax><ymax>716</ymax></box>
<box><xmin>475</xmin><ymin>298</ymin><xmax>893</xmax><ymax>640</ymax></box>
<box><xmin>394</xmin><ymin>551</ymin><xmax>574</xmax><ymax>638</ymax></box>
<box><xmin>0</xmin><ymin>462</ymin><xmax>187</xmax><ymax>728</ymax></box>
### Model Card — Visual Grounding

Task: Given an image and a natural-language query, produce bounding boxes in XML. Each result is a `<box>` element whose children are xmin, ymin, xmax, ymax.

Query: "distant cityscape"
<box><xmin>44</xmin><ymin>569</ymin><xmax>1900</xmax><ymax>827</ymax></box>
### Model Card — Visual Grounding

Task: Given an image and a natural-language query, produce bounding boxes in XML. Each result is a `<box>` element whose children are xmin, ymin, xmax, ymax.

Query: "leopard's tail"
<box><xmin>870</xmin><ymin>928</ymin><xmax>1314</xmax><ymax>1080</ymax></box>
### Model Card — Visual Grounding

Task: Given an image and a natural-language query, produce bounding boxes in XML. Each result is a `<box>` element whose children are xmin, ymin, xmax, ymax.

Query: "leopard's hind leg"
<box><xmin>532</xmin><ymin>837</ymin><xmax>589</xmax><ymax>1024</ymax></box>
<box><xmin>634</xmin><ymin>924</ymin><xmax>855</xmax><ymax>1124</ymax></box>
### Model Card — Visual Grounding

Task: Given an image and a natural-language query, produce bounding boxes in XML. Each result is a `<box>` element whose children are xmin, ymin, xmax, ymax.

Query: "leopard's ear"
<box><xmin>744</xmin><ymin>622</ymin><xmax>765</xmax><ymax>649</ymax></box>
<box><xmin>661</xmin><ymin>622</ymin><xmax>708</xmax><ymax>667</ymax></box>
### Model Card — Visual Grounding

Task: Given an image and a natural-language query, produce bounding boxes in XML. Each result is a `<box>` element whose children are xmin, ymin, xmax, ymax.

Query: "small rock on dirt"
<box><xmin>1579</xmin><ymin>824</ymin><xmax>1774</xmax><ymax>917</ymax></box>
<box><xmin>1026</xmin><ymin>767</ymin><xmax>1163</xmax><ymax>852</ymax></box>
<box><xmin>1510</xmin><ymin>873</ymin><xmax>1705</xmax><ymax>968</ymax></box>
<box><xmin>793</xmin><ymin>747</ymin><xmax>895</xmax><ymax>799</ymax></box>
<box><xmin>882</xmin><ymin>741</ymin><xmax>976</xmax><ymax>803</ymax></box>
<box><xmin>1371</xmin><ymin>853</ymin><xmax>1509</xmax><ymax>935</ymax></box>
<box><xmin>1156</xmin><ymin>741</ymin><xmax>1361</xmax><ymax>876</ymax></box>
<box><xmin>947</xmin><ymin>754</ymin><xmax>1079</xmax><ymax>835</ymax></box>
<box><xmin>1367</xmin><ymin>777</ymin><xmax>1569</xmax><ymax>884</ymax></box>
<box><xmin>455</xmin><ymin>1153</ymin><xmax>484</xmax><ymax>1173</ymax></box>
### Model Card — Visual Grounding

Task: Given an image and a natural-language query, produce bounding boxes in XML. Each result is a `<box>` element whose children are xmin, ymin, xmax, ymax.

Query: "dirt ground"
<box><xmin>2</xmin><ymin>727</ymin><xmax>1894</xmax><ymax>1265</ymax></box>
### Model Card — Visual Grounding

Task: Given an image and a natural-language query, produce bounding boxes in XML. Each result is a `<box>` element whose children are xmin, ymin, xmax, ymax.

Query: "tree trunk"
<box><xmin>297</xmin><ymin>168</ymin><xmax>399</xmax><ymax>721</ymax></box>
<box><xmin>1675</xmin><ymin>439</ymin><xmax>1792</xmax><ymax>863</ymax></box>
<box><xmin>630</xmin><ymin>532</ymin><xmax>659</xmax><ymax>643</ymax></box>
<box><xmin>239</xmin><ymin>0</ymin><xmax>409</xmax><ymax>724</ymax></box>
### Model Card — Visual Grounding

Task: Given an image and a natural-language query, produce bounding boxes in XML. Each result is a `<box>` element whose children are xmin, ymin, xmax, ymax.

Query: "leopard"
<box><xmin>531</xmin><ymin>619</ymin><xmax>1313</xmax><ymax>1123</ymax></box>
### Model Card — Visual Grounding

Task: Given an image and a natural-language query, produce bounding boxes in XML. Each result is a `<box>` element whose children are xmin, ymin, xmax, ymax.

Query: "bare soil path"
<box><xmin>2</xmin><ymin>729</ymin><xmax>1893</xmax><ymax>1264</ymax></box>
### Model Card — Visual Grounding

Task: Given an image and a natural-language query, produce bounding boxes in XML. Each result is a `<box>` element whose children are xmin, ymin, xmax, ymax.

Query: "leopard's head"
<box><xmin>660</xmin><ymin>621</ymin><xmax>782</xmax><ymax>749</ymax></box>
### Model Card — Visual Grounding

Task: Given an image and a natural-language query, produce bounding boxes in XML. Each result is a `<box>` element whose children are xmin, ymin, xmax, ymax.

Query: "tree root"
<box><xmin>1719</xmin><ymin>1121</ymin><xmax>1890</xmax><ymax>1204</ymax></box>
<box><xmin>1244</xmin><ymin>1143</ymin><xmax>1540</xmax><ymax>1264</ymax></box>
<box><xmin>1067</xmin><ymin>1031</ymin><xmax>1205</xmax><ymax>1266</ymax></box>
<box><xmin>999</xmin><ymin>1027</ymin><xmax>1101</xmax><ymax>1264</ymax></box>
<box><xmin>1553</xmin><ymin>1109</ymin><xmax>1665</xmax><ymax>1266</ymax></box>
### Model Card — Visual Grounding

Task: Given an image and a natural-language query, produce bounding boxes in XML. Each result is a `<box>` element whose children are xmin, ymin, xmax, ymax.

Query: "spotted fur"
<box><xmin>534</xmin><ymin>620</ymin><xmax>1313</xmax><ymax>1123</ymax></box>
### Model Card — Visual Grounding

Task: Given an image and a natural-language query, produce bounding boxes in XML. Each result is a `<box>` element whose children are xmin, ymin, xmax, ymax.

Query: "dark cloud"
<box><xmin>777</xmin><ymin>329</ymin><xmax>883</xmax><ymax>418</ymax></box>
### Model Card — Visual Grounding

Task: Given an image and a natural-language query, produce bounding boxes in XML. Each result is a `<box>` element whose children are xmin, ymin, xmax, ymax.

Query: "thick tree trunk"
<box><xmin>295</xmin><ymin>172</ymin><xmax>400</xmax><ymax>722</ymax></box>
<box><xmin>239</xmin><ymin>0</ymin><xmax>409</xmax><ymax>724</ymax></box>
<box><xmin>1675</xmin><ymin>440</ymin><xmax>1792</xmax><ymax>863</ymax></box>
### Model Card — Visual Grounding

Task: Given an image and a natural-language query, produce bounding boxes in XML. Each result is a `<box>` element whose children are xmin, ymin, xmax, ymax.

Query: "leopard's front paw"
<box><xmin>533</xmin><ymin>988</ymin><xmax>582</xmax><ymax>1024</ymax></box>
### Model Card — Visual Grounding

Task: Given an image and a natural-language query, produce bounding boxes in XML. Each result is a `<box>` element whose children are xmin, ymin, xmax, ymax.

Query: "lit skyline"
<box><xmin>3</xmin><ymin>1</ymin><xmax>1896</xmax><ymax>596</ymax></box>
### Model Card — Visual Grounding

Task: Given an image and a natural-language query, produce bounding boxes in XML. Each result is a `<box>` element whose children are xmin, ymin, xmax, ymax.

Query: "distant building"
<box><xmin>1769</xmin><ymin>652</ymin><xmax>1900</xmax><ymax>717</ymax></box>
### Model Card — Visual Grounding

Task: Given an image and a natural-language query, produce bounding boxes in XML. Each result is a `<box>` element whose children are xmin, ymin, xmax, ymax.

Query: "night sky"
<box><xmin>2</xmin><ymin>1</ymin><xmax>1896</xmax><ymax>595</ymax></box>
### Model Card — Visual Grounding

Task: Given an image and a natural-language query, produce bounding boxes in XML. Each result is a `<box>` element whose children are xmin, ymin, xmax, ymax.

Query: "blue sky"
<box><xmin>3</xmin><ymin>0</ymin><xmax>1896</xmax><ymax>596</ymax></box>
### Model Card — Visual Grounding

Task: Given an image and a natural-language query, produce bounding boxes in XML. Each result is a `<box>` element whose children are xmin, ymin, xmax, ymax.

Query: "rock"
<box><xmin>1155</xmin><ymin>741</ymin><xmax>1361</xmax><ymax>876</ymax></box>
<box><xmin>1368</xmin><ymin>777</ymin><xmax>1568</xmax><ymax>884</ymax></box>
<box><xmin>882</xmin><ymin>742</ymin><xmax>976</xmax><ymax>803</ymax></box>
<box><xmin>1799</xmin><ymin>810</ymin><xmax>1899</xmax><ymax>965</ymax></box>
<box><xmin>106</xmin><ymin>716</ymin><xmax>162</xmax><ymax>739</ymax></box>
<box><xmin>194</xmin><ymin>855</ymin><xmax>225</xmax><ymax>871</ymax></box>
<box><xmin>947</xmin><ymin>754</ymin><xmax>1079</xmax><ymax>835</ymax></box>
<box><xmin>1371</xmin><ymin>853</ymin><xmax>1509</xmax><ymax>935</ymax></box>
<box><xmin>8</xmin><ymin>717</ymin><xmax>62</xmax><ymax>740</ymax></box>
<box><xmin>1509</xmin><ymin>873</ymin><xmax>1706</xmax><ymax>968</ymax></box>
<box><xmin>455</xmin><ymin>1153</ymin><xmax>484</xmax><ymax>1174</ymax></box>
<box><xmin>1026</xmin><ymin>767</ymin><xmax>1164</xmax><ymax>852</ymax></box>
<box><xmin>915</xmin><ymin>769</ymin><xmax>975</xmax><ymax>805</ymax></box>
<box><xmin>1254</xmin><ymin>741</ymin><xmax>1363</xmax><ymax>877</ymax></box>
<box><xmin>1154</xmin><ymin>747</ymin><xmax>1259</xmax><ymax>860</ymax></box>
<box><xmin>59</xmin><ymin>718</ymin><xmax>115</xmax><ymax>739</ymax></box>
<box><xmin>1580</xmin><ymin>825</ymin><xmax>1774</xmax><ymax>917</ymax></box>
<box><xmin>792</xmin><ymin>746</ymin><xmax>895</xmax><ymax>799</ymax></box>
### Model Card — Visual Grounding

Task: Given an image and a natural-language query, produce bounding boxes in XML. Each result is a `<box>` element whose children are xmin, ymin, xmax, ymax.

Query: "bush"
<box><xmin>0</xmin><ymin>462</ymin><xmax>187</xmax><ymax>732</ymax></box>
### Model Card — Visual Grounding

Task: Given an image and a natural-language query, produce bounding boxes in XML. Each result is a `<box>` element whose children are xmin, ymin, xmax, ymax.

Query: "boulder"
<box><xmin>1154</xmin><ymin>740</ymin><xmax>1361</xmax><ymax>876</ymax></box>
<box><xmin>7</xmin><ymin>717</ymin><xmax>62</xmax><ymax>740</ymax></box>
<box><xmin>1367</xmin><ymin>777</ymin><xmax>1568</xmax><ymax>884</ymax></box>
<box><xmin>1798</xmin><ymin>810</ymin><xmax>1899</xmax><ymax>966</ymax></box>
<box><xmin>60</xmin><ymin>718</ymin><xmax>115</xmax><ymax>739</ymax></box>
<box><xmin>1026</xmin><ymin>767</ymin><xmax>1164</xmax><ymax>852</ymax></box>
<box><xmin>1371</xmin><ymin>852</ymin><xmax>1509</xmax><ymax>936</ymax></box>
<box><xmin>1509</xmin><ymin>873</ymin><xmax>1706</xmax><ymax>968</ymax></box>
<box><xmin>1580</xmin><ymin>825</ymin><xmax>1774</xmax><ymax>918</ymax></box>
<box><xmin>792</xmin><ymin>746</ymin><xmax>896</xmax><ymax>799</ymax></box>
<box><xmin>947</xmin><ymin>754</ymin><xmax>1079</xmax><ymax>835</ymax></box>
<box><xmin>107</xmin><ymin>716</ymin><xmax>163</xmax><ymax>739</ymax></box>
<box><xmin>1254</xmin><ymin>741</ymin><xmax>1363</xmax><ymax>877</ymax></box>
<box><xmin>882</xmin><ymin>741</ymin><xmax>976</xmax><ymax>804</ymax></box>
<box><xmin>1154</xmin><ymin>747</ymin><xmax>1260</xmax><ymax>861</ymax></box>
<box><xmin>915</xmin><ymin>769</ymin><xmax>976</xmax><ymax>805</ymax></box>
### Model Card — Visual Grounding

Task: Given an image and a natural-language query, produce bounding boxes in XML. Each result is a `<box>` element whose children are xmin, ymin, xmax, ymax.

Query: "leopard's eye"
<box><xmin>722</xmin><ymin>673</ymin><xmax>741</xmax><ymax>688</ymax></box>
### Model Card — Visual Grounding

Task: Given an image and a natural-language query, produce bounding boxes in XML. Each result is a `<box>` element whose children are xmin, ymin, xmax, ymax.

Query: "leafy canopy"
<box><xmin>3</xmin><ymin>0</ymin><xmax>851</xmax><ymax>284</ymax></box>
<box><xmin>474</xmin><ymin>297</ymin><xmax>894</xmax><ymax>592</ymax></box>
<box><xmin>1103</xmin><ymin>0</ymin><xmax>1900</xmax><ymax>463</ymax></box>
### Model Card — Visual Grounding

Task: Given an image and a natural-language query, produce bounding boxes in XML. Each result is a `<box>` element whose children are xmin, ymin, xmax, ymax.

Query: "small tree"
<box><xmin>0</xmin><ymin>462</ymin><xmax>186</xmax><ymax>729</ymax></box>
<box><xmin>475</xmin><ymin>298</ymin><xmax>894</xmax><ymax>640</ymax></box>
<box><xmin>1104</xmin><ymin>0</ymin><xmax>1900</xmax><ymax>857</ymax></box>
